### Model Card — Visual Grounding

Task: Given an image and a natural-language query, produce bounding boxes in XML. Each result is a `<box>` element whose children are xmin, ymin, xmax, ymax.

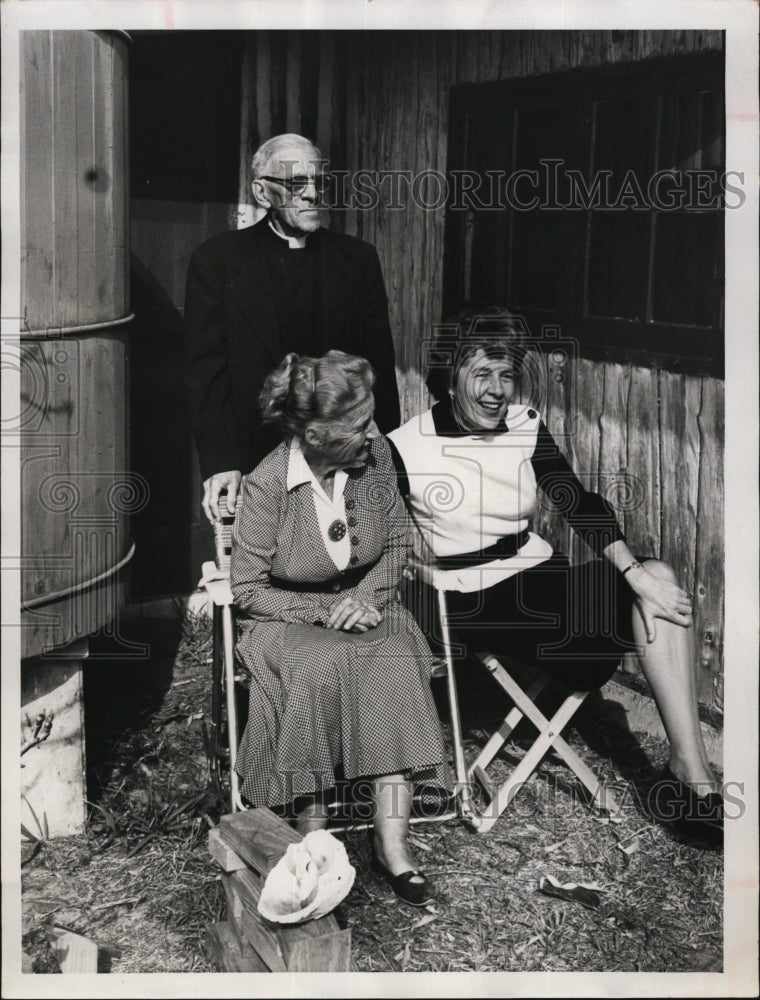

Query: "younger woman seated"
<box><xmin>388</xmin><ymin>308</ymin><xmax>722</xmax><ymax>845</ymax></box>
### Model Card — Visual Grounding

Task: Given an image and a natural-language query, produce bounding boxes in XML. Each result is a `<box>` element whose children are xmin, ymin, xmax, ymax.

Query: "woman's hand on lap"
<box><xmin>627</xmin><ymin>565</ymin><xmax>692</xmax><ymax>642</ymax></box>
<box><xmin>327</xmin><ymin>595</ymin><xmax>383</xmax><ymax>632</ymax></box>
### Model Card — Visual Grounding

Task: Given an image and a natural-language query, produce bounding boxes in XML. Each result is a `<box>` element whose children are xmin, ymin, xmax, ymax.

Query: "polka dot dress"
<box><xmin>231</xmin><ymin>437</ymin><xmax>451</xmax><ymax>808</ymax></box>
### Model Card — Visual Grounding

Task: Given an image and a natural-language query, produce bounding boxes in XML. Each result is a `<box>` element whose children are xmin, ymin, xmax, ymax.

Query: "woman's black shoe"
<box><xmin>648</xmin><ymin>767</ymin><xmax>723</xmax><ymax>847</ymax></box>
<box><xmin>371</xmin><ymin>853</ymin><xmax>433</xmax><ymax>908</ymax></box>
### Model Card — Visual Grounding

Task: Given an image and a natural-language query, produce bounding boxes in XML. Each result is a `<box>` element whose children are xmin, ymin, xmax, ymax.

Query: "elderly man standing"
<box><xmin>184</xmin><ymin>133</ymin><xmax>400</xmax><ymax>522</ymax></box>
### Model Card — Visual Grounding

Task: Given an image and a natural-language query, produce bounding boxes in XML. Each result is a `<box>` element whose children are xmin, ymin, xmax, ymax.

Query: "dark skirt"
<box><xmin>442</xmin><ymin>553</ymin><xmax>642</xmax><ymax>690</ymax></box>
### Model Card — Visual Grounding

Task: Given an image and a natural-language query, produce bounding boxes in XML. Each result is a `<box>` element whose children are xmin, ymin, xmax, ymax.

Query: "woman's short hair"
<box><xmin>259</xmin><ymin>350</ymin><xmax>375</xmax><ymax>437</ymax></box>
<box><xmin>425</xmin><ymin>305</ymin><xmax>531</xmax><ymax>402</ymax></box>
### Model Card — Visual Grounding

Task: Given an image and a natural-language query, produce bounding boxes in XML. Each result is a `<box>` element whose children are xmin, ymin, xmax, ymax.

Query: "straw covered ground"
<box><xmin>20</xmin><ymin>610</ymin><xmax>723</xmax><ymax>975</ymax></box>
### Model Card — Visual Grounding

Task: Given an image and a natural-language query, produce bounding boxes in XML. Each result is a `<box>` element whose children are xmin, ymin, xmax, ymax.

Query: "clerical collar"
<box><xmin>431</xmin><ymin>398</ymin><xmax>510</xmax><ymax>438</ymax></box>
<box><xmin>268</xmin><ymin>217</ymin><xmax>309</xmax><ymax>249</ymax></box>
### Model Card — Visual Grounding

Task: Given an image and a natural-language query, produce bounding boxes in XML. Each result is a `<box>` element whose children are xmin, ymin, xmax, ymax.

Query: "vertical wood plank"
<box><xmin>75</xmin><ymin>33</ymin><xmax>96</xmax><ymax>325</ymax></box>
<box><xmin>285</xmin><ymin>31</ymin><xmax>302</xmax><ymax>134</ymax></box>
<box><xmin>328</xmin><ymin>33</ymin><xmax>347</xmax><ymax>238</ymax></box>
<box><xmin>694</xmin><ymin>377</ymin><xmax>724</xmax><ymax>708</ymax></box>
<box><xmin>598</xmin><ymin>362</ymin><xmax>631</xmax><ymax>538</ymax></box>
<box><xmin>566</xmin><ymin>357</ymin><xmax>605</xmax><ymax>564</ymax></box>
<box><xmin>256</xmin><ymin>32</ymin><xmax>272</xmax><ymax>144</ymax></box>
<box><xmin>236</xmin><ymin>35</ymin><xmax>256</xmax><ymax>229</ymax></box>
<box><xmin>54</xmin><ymin>30</ymin><xmax>81</xmax><ymax>328</ymax></box>
<box><xmin>92</xmin><ymin>32</ymin><xmax>112</xmax><ymax>314</ymax></box>
<box><xmin>268</xmin><ymin>32</ymin><xmax>287</xmax><ymax>137</ymax></box>
<box><xmin>341</xmin><ymin>37</ymin><xmax>359</xmax><ymax>238</ymax></box>
<box><xmin>316</xmin><ymin>32</ymin><xmax>335</xmax><ymax>158</ymax></box>
<box><xmin>105</xmin><ymin>33</ymin><xmax>120</xmax><ymax>313</ymax></box>
<box><xmin>658</xmin><ymin>370</ymin><xmax>701</xmax><ymax>597</ymax></box>
<box><xmin>21</xmin><ymin>338</ymin><xmax>76</xmax><ymax>603</ymax></box>
<box><xmin>297</xmin><ymin>30</ymin><xmax>319</xmax><ymax>146</ymax></box>
<box><xmin>625</xmin><ymin>365</ymin><xmax>662</xmax><ymax>559</ymax></box>
<box><xmin>22</xmin><ymin>32</ymin><xmax>55</xmax><ymax>331</ymax></box>
<box><xmin>536</xmin><ymin>348</ymin><xmax>572</xmax><ymax>556</ymax></box>
<box><xmin>115</xmin><ymin>33</ymin><xmax>129</xmax><ymax>316</ymax></box>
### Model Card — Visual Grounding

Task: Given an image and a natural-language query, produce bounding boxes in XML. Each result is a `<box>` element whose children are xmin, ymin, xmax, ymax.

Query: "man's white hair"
<box><xmin>251</xmin><ymin>134</ymin><xmax>323</xmax><ymax>179</ymax></box>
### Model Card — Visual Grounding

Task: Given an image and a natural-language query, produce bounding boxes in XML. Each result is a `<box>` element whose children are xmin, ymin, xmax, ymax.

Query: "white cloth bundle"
<box><xmin>257</xmin><ymin>829</ymin><xmax>356</xmax><ymax>924</ymax></box>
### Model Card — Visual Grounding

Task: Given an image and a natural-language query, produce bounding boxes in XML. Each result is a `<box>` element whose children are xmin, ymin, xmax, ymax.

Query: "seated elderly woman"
<box><xmin>230</xmin><ymin>349</ymin><xmax>448</xmax><ymax>906</ymax></box>
<box><xmin>388</xmin><ymin>308</ymin><xmax>722</xmax><ymax>845</ymax></box>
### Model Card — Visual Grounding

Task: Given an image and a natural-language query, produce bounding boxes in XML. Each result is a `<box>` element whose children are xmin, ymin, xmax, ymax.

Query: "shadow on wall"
<box><xmin>129</xmin><ymin>253</ymin><xmax>196</xmax><ymax>600</ymax></box>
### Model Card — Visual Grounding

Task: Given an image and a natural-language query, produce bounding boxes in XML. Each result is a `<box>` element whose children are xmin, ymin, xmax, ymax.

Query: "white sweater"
<box><xmin>388</xmin><ymin>404</ymin><xmax>553</xmax><ymax>592</ymax></box>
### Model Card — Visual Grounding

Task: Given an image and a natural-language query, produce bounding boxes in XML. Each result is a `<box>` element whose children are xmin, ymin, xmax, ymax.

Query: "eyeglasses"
<box><xmin>259</xmin><ymin>174</ymin><xmax>333</xmax><ymax>195</ymax></box>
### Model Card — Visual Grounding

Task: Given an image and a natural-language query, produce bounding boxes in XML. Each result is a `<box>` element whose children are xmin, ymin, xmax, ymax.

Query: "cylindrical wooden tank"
<box><xmin>20</xmin><ymin>30</ymin><xmax>137</xmax><ymax>660</ymax></box>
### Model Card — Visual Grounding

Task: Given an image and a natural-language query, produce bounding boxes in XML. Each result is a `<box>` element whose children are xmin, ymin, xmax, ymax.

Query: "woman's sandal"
<box><xmin>371</xmin><ymin>853</ymin><xmax>433</xmax><ymax>908</ymax></box>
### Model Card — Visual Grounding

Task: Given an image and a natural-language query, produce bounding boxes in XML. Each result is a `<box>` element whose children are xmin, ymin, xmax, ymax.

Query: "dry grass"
<box><xmin>21</xmin><ymin>610</ymin><xmax>722</xmax><ymax>975</ymax></box>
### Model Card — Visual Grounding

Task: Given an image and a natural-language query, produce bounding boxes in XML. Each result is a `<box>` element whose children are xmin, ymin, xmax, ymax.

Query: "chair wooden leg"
<box><xmin>477</xmin><ymin>654</ymin><xmax>576</xmax><ymax>741</ymax></box>
<box><xmin>546</xmin><ymin>733</ymin><xmax>620</xmax><ymax>815</ymax></box>
<box><xmin>475</xmin><ymin>673</ymin><xmax>550</xmax><ymax>772</ymax></box>
<box><xmin>470</xmin><ymin>691</ymin><xmax>589</xmax><ymax>833</ymax></box>
<box><xmin>470</xmin><ymin>654</ymin><xmax>618</xmax><ymax>821</ymax></box>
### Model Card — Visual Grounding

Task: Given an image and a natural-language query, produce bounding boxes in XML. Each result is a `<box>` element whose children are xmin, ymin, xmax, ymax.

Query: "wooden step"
<box><xmin>221</xmin><ymin>872</ymin><xmax>248</xmax><ymax>952</ymax></box>
<box><xmin>227</xmin><ymin>869</ymin><xmax>352</xmax><ymax>972</ymax></box>
<box><xmin>208</xmin><ymin>826</ymin><xmax>247</xmax><ymax>872</ymax></box>
<box><xmin>285</xmin><ymin>929</ymin><xmax>352</xmax><ymax>972</ymax></box>
<box><xmin>228</xmin><ymin>870</ymin><xmax>287</xmax><ymax>971</ymax></box>
<box><xmin>213</xmin><ymin>807</ymin><xmax>353</xmax><ymax>972</ymax></box>
<box><xmin>205</xmin><ymin>921</ymin><xmax>268</xmax><ymax>972</ymax></box>
<box><xmin>219</xmin><ymin>807</ymin><xmax>301</xmax><ymax>876</ymax></box>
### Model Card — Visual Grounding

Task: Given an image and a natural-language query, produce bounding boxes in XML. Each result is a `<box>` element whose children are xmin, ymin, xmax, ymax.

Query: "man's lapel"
<box><xmin>227</xmin><ymin>223</ymin><xmax>357</xmax><ymax>361</ymax></box>
<box><xmin>319</xmin><ymin>231</ymin><xmax>354</xmax><ymax>349</ymax></box>
<box><xmin>228</xmin><ymin>223</ymin><xmax>280</xmax><ymax>364</ymax></box>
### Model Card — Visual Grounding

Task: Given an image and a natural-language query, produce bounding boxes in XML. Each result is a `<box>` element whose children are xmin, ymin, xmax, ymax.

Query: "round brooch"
<box><xmin>328</xmin><ymin>518</ymin><xmax>347</xmax><ymax>542</ymax></box>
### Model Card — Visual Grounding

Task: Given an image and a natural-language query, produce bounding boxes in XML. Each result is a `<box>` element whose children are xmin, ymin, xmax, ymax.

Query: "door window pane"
<box><xmin>652</xmin><ymin>212</ymin><xmax>722</xmax><ymax>326</ymax></box>
<box><xmin>586</xmin><ymin>212</ymin><xmax>650</xmax><ymax>320</ymax></box>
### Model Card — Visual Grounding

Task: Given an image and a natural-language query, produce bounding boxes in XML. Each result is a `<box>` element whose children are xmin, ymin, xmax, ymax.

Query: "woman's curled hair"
<box><xmin>425</xmin><ymin>305</ymin><xmax>531</xmax><ymax>402</ymax></box>
<box><xmin>259</xmin><ymin>350</ymin><xmax>375</xmax><ymax>436</ymax></box>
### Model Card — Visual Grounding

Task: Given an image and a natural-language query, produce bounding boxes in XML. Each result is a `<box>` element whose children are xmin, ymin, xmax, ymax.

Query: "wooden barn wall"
<box><xmin>240</xmin><ymin>28</ymin><xmax>725</xmax><ymax>708</ymax></box>
<box><xmin>132</xmin><ymin>29</ymin><xmax>724</xmax><ymax>711</ymax></box>
<box><xmin>529</xmin><ymin>357</ymin><xmax>724</xmax><ymax>710</ymax></box>
<box><xmin>338</xmin><ymin>29</ymin><xmax>724</xmax><ymax>414</ymax></box>
<box><xmin>333</xmin><ymin>28</ymin><xmax>725</xmax><ymax>710</ymax></box>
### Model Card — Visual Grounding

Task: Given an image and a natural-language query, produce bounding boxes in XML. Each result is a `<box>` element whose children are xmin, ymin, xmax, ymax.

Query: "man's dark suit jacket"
<box><xmin>184</xmin><ymin>218</ymin><xmax>401</xmax><ymax>481</ymax></box>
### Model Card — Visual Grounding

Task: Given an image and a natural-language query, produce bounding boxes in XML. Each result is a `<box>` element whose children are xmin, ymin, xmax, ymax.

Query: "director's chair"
<box><xmin>407</xmin><ymin>558</ymin><xmax>620</xmax><ymax>834</ymax></box>
<box><xmin>200</xmin><ymin>497</ymin><xmax>618</xmax><ymax>832</ymax></box>
<box><xmin>198</xmin><ymin>497</ymin><xmax>460</xmax><ymax>827</ymax></box>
